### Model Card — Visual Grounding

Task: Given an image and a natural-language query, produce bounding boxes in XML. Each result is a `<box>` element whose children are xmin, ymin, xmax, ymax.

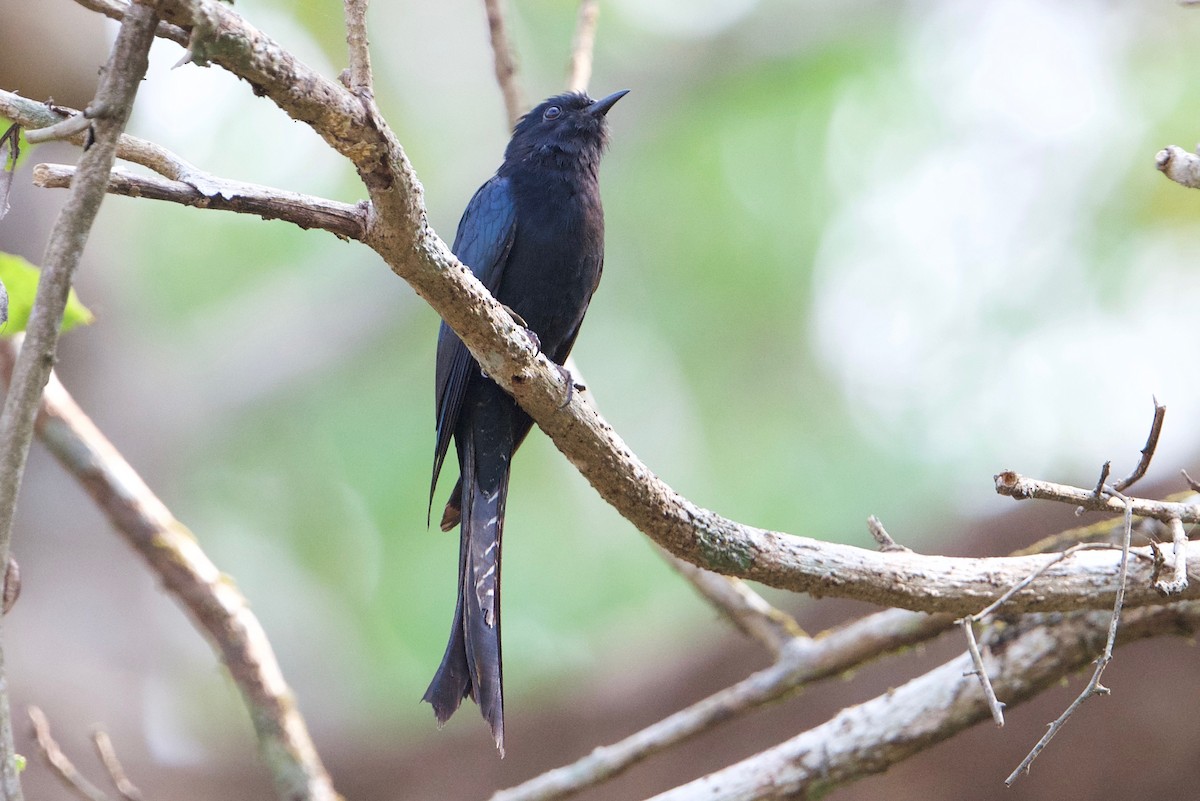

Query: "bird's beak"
<box><xmin>587</xmin><ymin>89</ymin><xmax>630</xmax><ymax>117</ymax></box>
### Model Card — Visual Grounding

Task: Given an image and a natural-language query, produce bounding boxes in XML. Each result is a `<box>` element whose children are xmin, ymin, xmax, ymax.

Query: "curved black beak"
<box><xmin>587</xmin><ymin>89</ymin><xmax>630</xmax><ymax>117</ymax></box>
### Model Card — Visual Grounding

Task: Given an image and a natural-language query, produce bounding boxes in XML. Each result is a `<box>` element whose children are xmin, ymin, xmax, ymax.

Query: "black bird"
<box><xmin>424</xmin><ymin>89</ymin><xmax>628</xmax><ymax>754</ymax></box>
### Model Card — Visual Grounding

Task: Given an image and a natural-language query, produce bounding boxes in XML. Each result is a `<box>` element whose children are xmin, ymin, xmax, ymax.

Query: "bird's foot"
<box><xmin>501</xmin><ymin>305</ymin><xmax>541</xmax><ymax>354</ymax></box>
<box><xmin>555</xmin><ymin>363</ymin><xmax>578</xmax><ymax>408</ymax></box>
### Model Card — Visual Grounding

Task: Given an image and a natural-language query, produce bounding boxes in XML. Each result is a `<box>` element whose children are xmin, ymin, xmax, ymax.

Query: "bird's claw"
<box><xmin>524</xmin><ymin>327</ymin><xmax>541</xmax><ymax>354</ymax></box>
<box><xmin>556</xmin><ymin>364</ymin><xmax>576</xmax><ymax>408</ymax></box>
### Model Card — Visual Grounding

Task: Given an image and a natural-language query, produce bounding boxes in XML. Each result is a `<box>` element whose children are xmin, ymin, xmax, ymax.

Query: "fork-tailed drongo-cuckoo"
<box><xmin>424</xmin><ymin>89</ymin><xmax>628</xmax><ymax>754</ymax></box>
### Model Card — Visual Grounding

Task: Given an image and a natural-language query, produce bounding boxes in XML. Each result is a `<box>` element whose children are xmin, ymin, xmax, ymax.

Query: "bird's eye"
<box><xmin>543</xmin><ymin>106</ymin><xmax>561</xmax><ymax>121</ymax></box>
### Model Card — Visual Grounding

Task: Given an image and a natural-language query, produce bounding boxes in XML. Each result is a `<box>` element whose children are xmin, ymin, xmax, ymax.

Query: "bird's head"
<box><xmin>502</xmin><ymin>90</ymin><xmax>629</xmax><ymax>172</ymax></box>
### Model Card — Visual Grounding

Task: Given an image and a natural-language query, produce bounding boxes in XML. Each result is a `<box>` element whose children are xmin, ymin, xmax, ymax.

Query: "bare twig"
<box><xmin>866</xmin><ymin>515</ymin><xmax>909</xmax><ymax>552</ymax></box>
<box><xmin>0</xmin><ymin>6</ymin><xmax>162</xmax><ymax>798</ymax></box>
<box><xmin>995</xmin><ymin>470</ymin><xmax>1200</xmax><ymax>525</ymax></box>
<box><xmin>492</xmin><ymin>608</ymin><xmax>953</xmax><ymax>801</ymax></box>
<box><xmin>483</xmin><ymin>0</ymin><xmax>525</xmax><ymax>129</ymax></box>
<box><xmin>1153</xmin><ymin>517</ymin><xmax>1190</xmax><ymax>595</ymax></box>
<box><xmin>1113</xmin><ymin>398</ymin><xmax>1166</xmax><ymax>492</ymax></box>
<box><xmin>71</xmin><ymin>0</ymin><xmax>189</xmax><ymax>45</ymax></box>
<box><xmin>957</xmin><ymin>619</ymin><xmax>1004</xmax><ymax>727</ymax></box>
<box><xmin>343</xmin><ymin>0</ymin><xmax>373</xmax><ymax>96</ymax></box>
<box><xmin>1181</xmin><ymin>468</ymin><xmax>1200</xmax><ymax>493</ymax></box>
<box><xmin>1087</xmin><ymin>460</ymin><xmax>1111</xmax><ymax>503</ymax></box>
<box><xmin>0</xmin><ymin>343</ymin><xmax>342</xmax><ymax>801</ymax></box>
<box><xmin>663</xmin><ymin>550</ymin><xmax>804</xmax><ymax>657</ymax></box>
<box><xmin>0</xmin><ymin>92</ymin><xmax>281</xmax><ymax>199</ymax></box>
<box><xmin>91</xmin><ymin>730</ymin><xmax>143</xmax><ymax>801</ymax></box>
<box><xmin>565</xmin><ymin>0</ymin><xmax>600</xmax><ymax>93</ymax></box>
<box><xmin>24</xmin><ymin>110</ymin><xmax>95</xmax><ymax>145</ymax></box>
<box><xmin>1157</xmin><ymin>145</ymin><xmax>1200</xmax><ymax>189</ymax></box>
<box><xmin>1006</xmin><ymin>491</ymin><xmax>1135</xmax><ymax>785</ymax></box>
<box><xmin>28</xmin><ymin>707</ymin><xmax>110</xmax><ymax>801</ymax></box>
<box><xmin>32</xmin><ymin>163</ymin><xmax>368</xmax><ymax>241</ymax></box>
<box><xmin>974</xmin><ymin>543</ymin><xmax>1114</xmax><ymax>621</ymax></box>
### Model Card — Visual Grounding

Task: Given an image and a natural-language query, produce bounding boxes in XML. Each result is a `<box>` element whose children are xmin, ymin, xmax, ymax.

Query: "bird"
<box><xmin>423</xmin><ymin>89</ymin><xmax>628</xmax><ymax>755</ymax></box>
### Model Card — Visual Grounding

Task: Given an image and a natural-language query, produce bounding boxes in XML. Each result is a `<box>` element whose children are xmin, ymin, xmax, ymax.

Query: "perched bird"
<box><xmin>424</xmin><ymin>89</ymin><xmax>628</xmax><ymax>754</ymax></box>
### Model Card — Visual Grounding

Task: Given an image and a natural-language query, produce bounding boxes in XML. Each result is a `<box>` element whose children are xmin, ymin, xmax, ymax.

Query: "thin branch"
<box><xmin>343</xmin><ymin>0</ymin><xmax>373</xmax><ymax>96</ymax></box>
<box><xmin>647</xmin><ymin>600</ymin><xmax>1200</xmax><ymax>801</ymax></box>
<box><xmin>71</xmin><ymin>0</ymin><xmax>189</xmax><ymax>45</ymax></box>
<box><xmin>995</xmin><ymin>470</ymin><xmax>1200</xmax><ymax>524</ymax></box>
<box><xmin>1006</xmin><ymin>491</ymin><xmax>1136</xmax><ymax>785</ymax></box>
<box><xmin>957</xmin><ymin>619</ymin><xmax>1004</xmax><ymax>727</ymax></box>
<box><xmin>1112</xmin><ymin>397</ymin><xmax>1166</xmax><ymax>492</ymax></box>
<box><xmin>24</xmin><ymin>111</ymin><xmax>95</xmax><ymax>145</ymax></box>
<box><xmin>0</xmin><ymin>92</ymin><xmax>232</xmax><ymax>200</ymax></box>
<box><xmin>32</xmin><ymin>163</ymin><xmax>368</xmax><ymax>240</ymax></box>
<box><xmin>1182</xmin><ymin>468</ymin><xmax>1200</xmax><ymax>493</ymax></box>
<box><xmin>492</xmin><ymin>608</ymin><xmax>952</xmax><ymax>801</ymax></box>
<box><xmin>866</xmin><ymin>515</ymin><xmax>909</xmax><ymax>552</ymax></box>
<box><xmin>958</xmin><ymin>541</ymin><xmax>1123</xmax><ymax>733</ymax></box>
<box><xmin>1153</xmin><ymin>517</ymin><xmax>1190</xmax><ymax>595</ymax></box>
<box><xmin>90</xmin><ymin>730</ymin><xmax>143</xmax><ymax>801</ymax></box>
<box><xmin>483</xmin><ymin>0</ymin><xmax>525</xmax><ymax>129</ymax></box>
<box><xmin>1086</xmin><ymin>460</ymin><xmax>1111</xmax><ymax>507</ymax></box>
<box><xmin>565</xmin><ymin>0</ymin><xmax>600</xmax><ymax>94</ymax></box>
<box><xmin>663</xmin><ymin>549</ymin><xmax>805</xmax><ymax>657</ymax></box>
<box><xmin>0</xmin><ymin>343</ymin><xmax>342</xmax><ymax>801</ymax></box>
<box><xmin>28</xmin><ymin>707</ymin><xmax>110</xmax><ymax>801</ymax></box>
<box><xmin>0</xmin><ymin>6</ymin><xmax>162</xmax><ymax>798</ymax></box>
<box><xmin>973</xmin><ymin>542</ymin><xmax>1114</xmax><ymax>621</ymax></box>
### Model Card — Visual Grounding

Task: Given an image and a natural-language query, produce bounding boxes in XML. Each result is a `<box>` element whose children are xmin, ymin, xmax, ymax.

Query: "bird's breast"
<box><xmin>498</xmin><ymin>179</ymin><xmax>605</xmax><ymax>362</ymax></box>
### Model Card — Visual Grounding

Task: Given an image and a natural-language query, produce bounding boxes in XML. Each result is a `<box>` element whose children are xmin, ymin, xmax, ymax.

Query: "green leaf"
<box><xmin>13</xmin><ymin>754</ymin><xmax>24</xmax><ymax>773</ymax></box>
<box><xmin>0</xmin><ymin>253</ymin><xmax>95</xmax><ymax>337</ymax></box>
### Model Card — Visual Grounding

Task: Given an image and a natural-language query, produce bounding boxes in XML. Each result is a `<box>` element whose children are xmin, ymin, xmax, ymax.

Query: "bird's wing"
<box><xmin>430</xmin><ymin>175</ymin><xmax>518</xmax><ymax>519</ymax></box>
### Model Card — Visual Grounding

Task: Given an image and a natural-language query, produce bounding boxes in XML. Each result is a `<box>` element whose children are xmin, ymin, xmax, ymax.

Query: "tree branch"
<box><xmin>565</xmin><ymin>0</ymin><xmax>600</xmax><ymax>94</ymax></box>
<box><xmin>646</xmin><ymin>601</ymin><xmax>1200</xmax><ymax>801</ymax></box>
<box><xmin>343</xmin><ymin>0</ymin><xmax>373</xmax><ymax>97</ymax></box>
<box><xmin>71</xmin><ymin>0</ymin><xmax>189</xmax><ymax>45</ymax></box>
<box><xmin>492</xmin><ymin>608</ymin><xmax>952</xmax><ymax>801</ymax></box>
<box><xmin>0</xmin><ymin>342</ymin><xmax>342</xmax><ymax>801</ymax></box>
<box><xmin>662</xmin><ymin>550</ymin><xmax>804</xmax><ymax>656</ymax></box>
<box><xmin>27</xmin><ymin>707</ymin><xmax>110</xmax><ymax>801</ymax></box>
<box><xmin>0</xmin><ymin>4</ymin><xmax>163</xmax><ymax>797</ymax></box>
<box><xmin>482</xmin><ymin>0</ymin><xmax>525</xmax><ymax>129</ymax></box>
<box><xmin>1157</xmin><ymin>145</ymin><xmax>1200</xmax><ymax>189</ymax></box>
<box><xmin>32</xmin><ymin>163</ymin><xmax>367</xmax><ymax>240</ymax></box>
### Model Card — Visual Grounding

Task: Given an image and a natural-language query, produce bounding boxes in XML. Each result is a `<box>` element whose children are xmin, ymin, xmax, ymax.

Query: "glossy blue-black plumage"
<box><xmin>423</xmin><ymin>90</ymin><xmax>627</xmax><ymax>754</ymax></box>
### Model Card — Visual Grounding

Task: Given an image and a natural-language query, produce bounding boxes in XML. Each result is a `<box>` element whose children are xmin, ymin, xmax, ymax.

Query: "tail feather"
<box><xmin>421</xmin><ymin>530</ymin><xmax>472</xmax><ymax>723</ymax></box>
<box><xmin>423</xmin><ymin>418</ymin><xmax>510</xmax><ymax>755</ymax></box>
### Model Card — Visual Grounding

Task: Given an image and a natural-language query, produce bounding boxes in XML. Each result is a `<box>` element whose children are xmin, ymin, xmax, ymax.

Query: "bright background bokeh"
<box><xmin>4</xmin><ymin>0</ymin><xmax>1200</xmax><ymax>796</ymax></box>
